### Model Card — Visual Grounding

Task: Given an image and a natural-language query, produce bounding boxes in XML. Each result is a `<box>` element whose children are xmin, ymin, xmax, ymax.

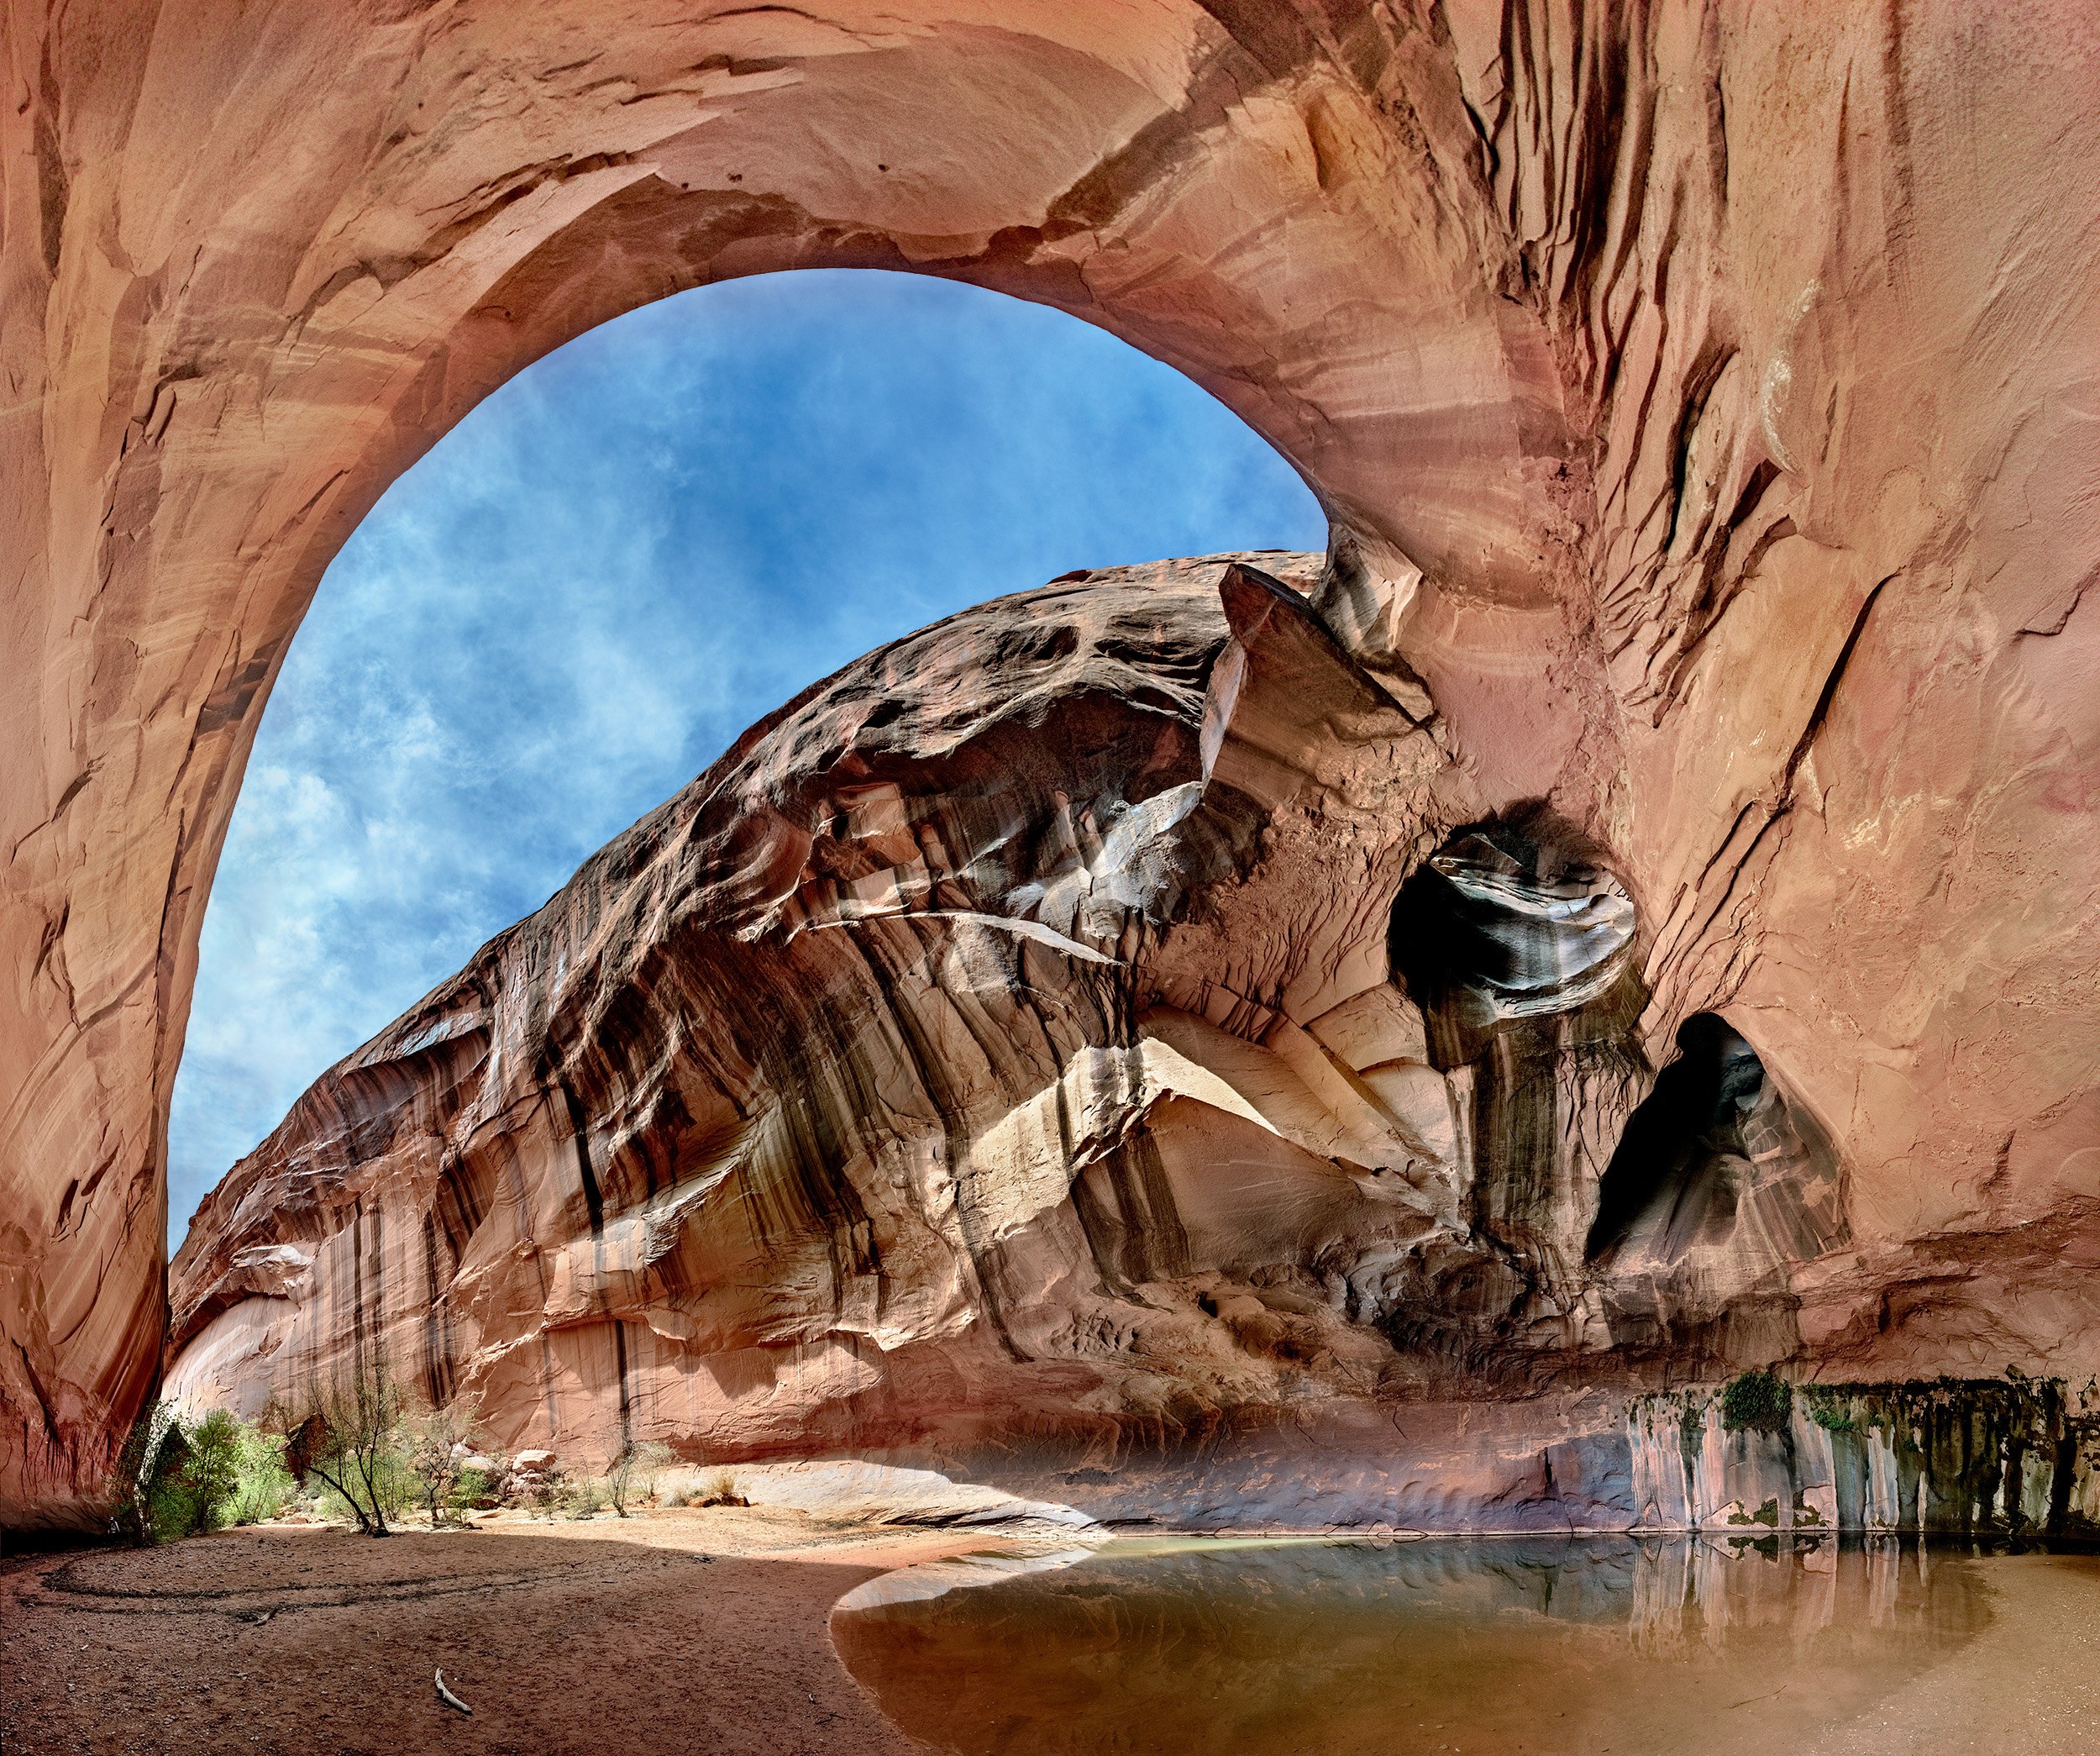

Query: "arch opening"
<box><xmin>1384</xmin><ymin>810</ymin><xmax>1647</xmax><ymax>1306</ymax></box>
<box><xmin>166</xmin><ymin>267</ymin><xmax>1326</xmax><ymax>1254</ymax></box>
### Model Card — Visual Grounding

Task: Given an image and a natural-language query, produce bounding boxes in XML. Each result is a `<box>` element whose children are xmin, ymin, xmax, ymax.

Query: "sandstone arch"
<box><xmin>4</xmin><ymin>1</ymin><xmax>2097</xmax><ymax>1529</ymax></box>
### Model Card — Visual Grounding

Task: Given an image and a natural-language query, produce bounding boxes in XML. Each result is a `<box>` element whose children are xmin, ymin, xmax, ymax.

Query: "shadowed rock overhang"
<box><xmin>5</xmin><ymin>1</ymin><xmax>2099</xmax><ymax>1531</ymax></box>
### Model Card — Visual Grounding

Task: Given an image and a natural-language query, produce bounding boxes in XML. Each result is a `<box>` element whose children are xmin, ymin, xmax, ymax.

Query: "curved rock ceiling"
<box><xmin>5</xmin><ymin>1</ymin><xmax>2098</xmax><ymax>1530</ymax></box>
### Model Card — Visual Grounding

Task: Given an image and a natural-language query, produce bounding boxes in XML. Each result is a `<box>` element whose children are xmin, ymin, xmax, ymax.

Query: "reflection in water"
<box><xmin>831</xmin><ymin>1536</ymin><xmax>1992</xmax><ymax>1756</ymax></box>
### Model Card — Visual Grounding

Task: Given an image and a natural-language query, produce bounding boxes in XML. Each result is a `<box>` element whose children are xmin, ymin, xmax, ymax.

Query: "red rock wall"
<box><xmin>158</xmin><ymin>557</ymin><xmax>2100</xmax><ymax>1533</ymax></box>
<box><xmin>6</xmin><ymin>0</ymin><xmax>2098</xmax><ymax>1528</ymax></box>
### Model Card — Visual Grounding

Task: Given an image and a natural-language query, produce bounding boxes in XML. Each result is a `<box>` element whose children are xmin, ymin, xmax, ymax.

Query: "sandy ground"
<box><xmin>0</xmin><ymin>1506</ymin><xmax>993</xmax><ymax>1756</ymax></box>
<box><xmin>1805</xmin><ymin>1554</ymin><xmax>2100</xmax><ymax>1755</ymax></box>
<box><xmin>9</xmin><ymin>1520</ymin><xmax>2098</xmax><ymax>1756</ymax></box>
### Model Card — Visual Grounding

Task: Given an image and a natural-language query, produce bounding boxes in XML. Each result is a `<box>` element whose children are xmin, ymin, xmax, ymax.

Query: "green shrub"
<box><xmin>225</xmin><ymin>1424</ymin><xmax>297</xmax><ymax>1525</ymax></box>
<box><xmin>1720</xmin><ymin>1370</ymin><xmax>1793</xmax><ymax>1435</ymax></box>
<box><xmin>182</xmin><ymin>1409</ymin><xmax>244</xmax><ymax>1530</ymax></box>
<box><xmin>1804</xmin><ymin>1390</ymin><xmax>1860</xmax><ymax>1435</ymax></box>
<box><xmin>144</xmin><ymin>1425</ymin><xmax>204</xmax><ymax>1542</ymax></box>
<box><xmin>450</xmin><ymin>1467</ymin><xmax>494</xmax><ymax>1514</ymax></box>
<box><xmin>113</xmin><ymin>1406</ymin><xmax>174</xmax><ymax>1540</ymax></box>
<box><xmin>107</xmin><ymin>1402</ymin><xmax>295</xmax><ymax>1541</ymax></box>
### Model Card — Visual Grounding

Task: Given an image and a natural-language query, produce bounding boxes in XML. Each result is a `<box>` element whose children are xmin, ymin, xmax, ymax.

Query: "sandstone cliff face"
<box><xmin>7</xmin><ymin>2</ymin><xmax>2099</xmax><ymax>1527</ymax></box>
<box><xmin>171</xmin><ymin>553</ymin><xmax>1483</xmax><ymax>1474</ymax></box>
<box><xmin>163</xmin><ymin>557</ymin><xmax>2100</xmax><ymax>1533</ymax></box>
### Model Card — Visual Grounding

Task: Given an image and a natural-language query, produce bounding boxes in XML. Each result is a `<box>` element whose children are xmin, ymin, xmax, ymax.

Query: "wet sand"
<box><xmin>0</xmin><ymin>1506</ymin><xmax>979</xmax><ymax>1756</ymax></box>
<box><xmin>1805</xmin><ymin>1554</ymin><xmax>2100</xmax><ymax>1754</ymax></box>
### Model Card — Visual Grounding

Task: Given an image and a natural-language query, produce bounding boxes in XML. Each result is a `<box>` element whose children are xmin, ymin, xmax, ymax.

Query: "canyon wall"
<box><xmin>166</xmin><ymin>557</ymin><xmax>2100</xmax><ymax>1533</ymax></box>
<box><xmin>7</xmin><ymin>1</ymin><xmax>2099</xmax><ymax>1528</ymax></box>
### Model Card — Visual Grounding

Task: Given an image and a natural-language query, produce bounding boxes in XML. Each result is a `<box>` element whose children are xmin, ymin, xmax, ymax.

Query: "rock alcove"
<box><xmin>3</xmin><ymin>2</ymin><xmax>2097</xmax><ymax>1536</ymax></box>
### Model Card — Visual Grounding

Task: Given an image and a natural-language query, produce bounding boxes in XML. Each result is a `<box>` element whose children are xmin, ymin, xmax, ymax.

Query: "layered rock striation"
<box><xmin>166</xmin><ymin>556</ymin><xmax>2100</xmax><ymax>1531</ymax></box>
<box><xmin>172</xmin><ymin>554</ymin><xmax>1490</xmax><ymax>1474</ymax></box>
<box><xmin>6</xmin><ymin>1</ymin><xmax>2098</xmax><ymax>1528</ymax></box>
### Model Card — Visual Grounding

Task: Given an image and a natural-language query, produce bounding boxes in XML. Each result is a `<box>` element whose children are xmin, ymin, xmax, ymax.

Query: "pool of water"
<box><xmin>828</xmin><ymin>1534</ymin><xmax>2010</xmax><ymax>1755</ymax></box>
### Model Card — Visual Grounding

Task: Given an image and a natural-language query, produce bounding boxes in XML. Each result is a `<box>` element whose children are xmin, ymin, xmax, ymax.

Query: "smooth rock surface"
<box><xmin>6</xmin><ymin>1</ymin><xmax>2099</xmax><ymax>1527</ymax></box>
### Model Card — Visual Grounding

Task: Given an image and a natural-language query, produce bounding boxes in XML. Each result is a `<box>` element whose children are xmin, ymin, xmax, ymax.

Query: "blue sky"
<box><xmin>167</xmin><ymin>269</ymin><xmax>1325</xmax><ymax>1245</ymax></box>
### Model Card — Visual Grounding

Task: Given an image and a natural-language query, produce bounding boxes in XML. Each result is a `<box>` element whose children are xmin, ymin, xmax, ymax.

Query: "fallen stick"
<box><xmin>434</xmin><ymin>1669</ymin><xmax>474</xmax><ymax>1716</ymax></box>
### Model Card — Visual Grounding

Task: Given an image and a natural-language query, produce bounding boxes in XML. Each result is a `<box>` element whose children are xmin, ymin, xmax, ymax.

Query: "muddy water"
<box><xmin>828</xmin><ymin>1535</ymin><xmax>2013</xmax><ymax>1755</ymax></box>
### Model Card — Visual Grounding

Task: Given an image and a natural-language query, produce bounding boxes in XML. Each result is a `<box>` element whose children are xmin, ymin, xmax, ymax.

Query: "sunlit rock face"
<box><xmin>160</xmin><ymin>558</ymin><xmax>2097</xmax><ymax>1532</ymax></box>
<box><xmin>169</xmin><ymin>554</ymin><xmax>1504</xmax><ymax>1485</ymax></box>
<box><xmin>8</xmin><ymin>1</ymin><xmax>2100</xmax><ymax>1528</ymax></box>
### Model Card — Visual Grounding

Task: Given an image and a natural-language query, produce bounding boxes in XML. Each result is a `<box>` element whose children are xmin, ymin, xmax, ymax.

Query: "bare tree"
<box><xmin>294</xmin><ymin>1349</ymin><xmax>405</xmax><ymax>1537</ymax></box>
<box><xmin>605</xmin><ymin>1441</ymin><xmax>677</xmax><ymax>1517</ymax></box>
<box><xmin>636</xmin><ymin>1441</ymin><xmax>678</xmax><ymax>1506</ymax></box>
<box><xmin>401</xmin><ymin>1396</ymin><xmax>482</xmax><ymax>1527</ymax></box>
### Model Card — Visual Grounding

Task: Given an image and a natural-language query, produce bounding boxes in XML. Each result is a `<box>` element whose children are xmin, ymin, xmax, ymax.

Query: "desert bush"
<box><xmin>451</xmin><ymin>1466</ymin><xmax>495</xmax><ymax>1513</ymax></box>
<box><xmin>181</xmin><ymin>1409</ymin><xmax>244</xmax><ymax>1527</ymax></box>
<box><xmin>105</xmin><ymin>1403</ymin><xmax>293</xmax><ymax>1540</ymax></box>
<box><xmin>225</xmin><ymin>1423</ymin><xmax>297</xmax><ymax>1525</ymax></box>
<box><xmin>605</xmin><ymin>1441</ymin><xmax>680</xmax><ymax>1516</ymax></box>
<box><xmin>310</xmin><ymin>1454</ymin><xmax>413</xmax><ymax>1528</ymax></box>
<box><xmin>144</xmin><ymin>1446</ymin><xmax>205</xmax><ymax>1538</ymax></box>
<box><xmin>634</xmin><ymin>1442</ymin><xmax>678</xmax><ymax>1501</ymax></box>
<box><xmin>401</xmin><ymin>1398</ymin><xmax>483</xmax><ymax>1527</ymax></box>
<box><xmin>698</xmin><ymin>1469</ymin><xmax>748</xmax><ymax>1508</ymax></box>
<box><xmin>604</xmin><ymin>1448</ymin><xmax>638</xmax><ymax>1517</ymax></box>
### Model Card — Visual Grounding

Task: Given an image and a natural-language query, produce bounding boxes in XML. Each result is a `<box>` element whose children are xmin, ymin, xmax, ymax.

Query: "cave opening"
<box><xmin>1386</xmin><ymin>808</ymin><xmax>1646</xmax><ymax>1303</ymax></box>
<box><xmin>1387</xmin><ymin>807</ymin><xmax>1640</xmax><ymax>1071</ymax></box>
<box><xmin>1584</xmin><ymin>1012</ymin><xmax>1842</xmax><ymax>1274</ymax></box>
<box><xmin>1584</xmin><ymin>1013</ymin><xmax>1763</xmax><ymax>1263</ymax></box>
